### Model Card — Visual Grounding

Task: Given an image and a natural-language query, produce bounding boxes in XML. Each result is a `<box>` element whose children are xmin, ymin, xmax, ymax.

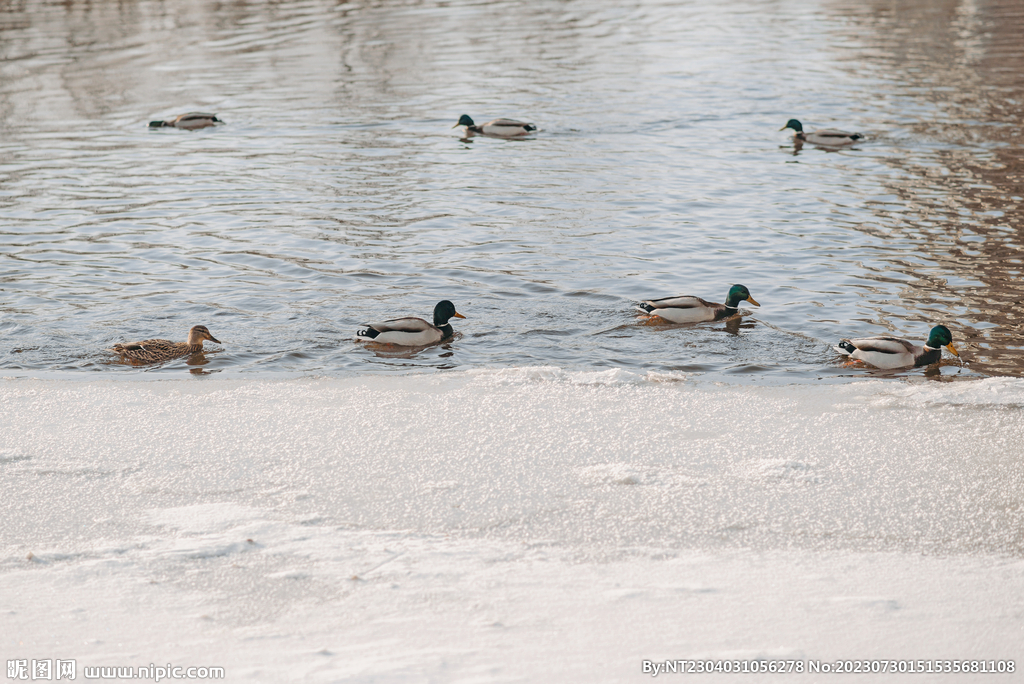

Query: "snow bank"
<box><xmin>1</xmin><ymin>372</ymin><xmax>1021</xmax><ymax>681</ymax></box>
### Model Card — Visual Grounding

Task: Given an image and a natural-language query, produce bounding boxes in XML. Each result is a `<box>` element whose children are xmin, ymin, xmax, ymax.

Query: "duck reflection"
<box><xmin>186</xmin><ymin>351</ymin><xmax>213</xmax><ymax>366</ymax></box>
<box><xmin>187</xmin><ymin>351</ymin><xmax>224</xmax><ymax>374</ymax></box>
<box><xmin>723</xmin><ymin>315</ymin><xmax>757</xmax><ymax>336</ymax></box>
<box><xmin>362</xmin><ymin>337</ymin><xmax>460</xmax><ymax>360</ymax></box>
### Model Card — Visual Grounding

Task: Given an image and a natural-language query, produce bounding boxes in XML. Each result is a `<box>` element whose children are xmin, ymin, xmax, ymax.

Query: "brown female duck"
<box><xmin>110</xmin><ymin>325</ymin><xmax>222</xmax><ymax>363</ymax></box>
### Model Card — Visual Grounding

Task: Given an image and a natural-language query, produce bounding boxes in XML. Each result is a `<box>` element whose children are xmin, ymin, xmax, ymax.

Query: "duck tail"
<box><xmin>355</xmin><ymin>327</ymin><xmax>380</xmax><ymax>340</ymax></box>
<box><xmin>635</xmin><ymin>303</ymin><xmax>654</xmax><ymax>314</ymax></box>
<box><xmin>148</xmin><ymin>120</ymin><xmax>167</xmax><ymax>128</ymax></box>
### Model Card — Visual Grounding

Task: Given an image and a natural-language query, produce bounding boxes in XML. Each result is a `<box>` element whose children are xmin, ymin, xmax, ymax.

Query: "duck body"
<box><xmin>149</xmin><ymin>112</ymin><xmax>222</xmax><ymax>130</ymax></box>
<box><xmin>781</xmin><ymin>118</ymin><xmax>861</xmax><ymax>146</ymax></box>
<box><xmin>834</xmin><ymin>325</ymin><xmax>959</xmax><ymax>369</ymax></box>
<box><xmin>454</xmin><ymin>114</ymin><xmax>536</xmax><ymax>138</ymax></box>
<box><xmin>637</xmin><ymin>284</ymin><xmax>760</xmax><ymax>323</ymax></box>
<box><xmin>110</xmin><ymin>325</ymin><xmax>222</xmax><ymax>364</ymax></box>
<box><xmin>356</xmin><ymin>300</ymin><xmax>466</xmax><ymax>347</ymax></box>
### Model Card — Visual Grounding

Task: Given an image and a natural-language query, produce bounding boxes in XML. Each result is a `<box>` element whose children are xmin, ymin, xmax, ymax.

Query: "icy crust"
<box><xmin>1</xmin><ymin>371</ymin><xmax>1022</xmax><ymax>557</ymax></box>
<box><xmin>2</xmin><ymin>504</ymin><xmax>1024</xmax><ymax>682</ymax></box>
<box><xmin>460</xmin><ymin>366</ymin><xmax>1024</xmax><ymax>401</ymax></box>
<box><xmin>462</xmin><ymin>365</ymin><xmax>691</xmax><ymax>386</ymax></box>
<box><xmin>863</xmin><ymin>376</ymin><xmax>1024</xmax><ymax>408</ymax></box>
<box><xmin>1</xmin><ymin>373</ymin><xmax>1023</xmax><ymax>681</ymax></box>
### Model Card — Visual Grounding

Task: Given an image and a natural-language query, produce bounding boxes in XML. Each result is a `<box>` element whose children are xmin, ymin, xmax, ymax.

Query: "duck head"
<box><xmin>187</xmin><ymin>325</ymin><xmax>222</xmax><ymax>345</ymax></box>
<box><xmin>926</xmin><ymin>325</ymin><xmax>958</xmax><ymax>356</ymax></box>
<box><xmin>780</xmin><ymin>119</ymin><xmax>804</xmax><ymax>133</ymax></box>
<box><xmin>453</xmin><ymin>115</ymin><xmax>476</xmax><ymax>129</ymax></box>
<box><xmin>433</xmin><ymin>300</ymin><xmax>466</xmax><ymax>326</ymax></box>
<box><xmin>725</xmin><ymin>284</ymin><xmax>760</xmax><ymax>309</ymax></box>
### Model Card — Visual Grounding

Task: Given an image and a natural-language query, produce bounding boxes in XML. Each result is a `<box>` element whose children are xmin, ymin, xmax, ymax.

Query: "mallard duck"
<box><xmin>355</xmin><ymin>300</ymin><xmax>466</xmax><ymax>346</ymax></box>
<box><xmin>636</xmin><ymin>284</ymin><xmax>760</xmax><ymax>323</ymax></box>
<box><xmin>780</xmin><ymin>119</ymin><xmax>862</xmax><ymax>146</ymax></box>
<box><xmin>834</xmin><ymin>325</ymin><xmax>959</xmax><ymax>369</ymax></box>
<box><xmin>148</xmin><ymin>113</ymin><xmax>222</xmax><ymax>130</ymax></box>
<box><xmin>453</xmin><ymin>115</ymin><xmax>536</xmax><ymax>137</ymax></box>
<box><xmin>109</xmin><ymin>325</ymin><xmax>222</xmax><ymax>363</ymax></box>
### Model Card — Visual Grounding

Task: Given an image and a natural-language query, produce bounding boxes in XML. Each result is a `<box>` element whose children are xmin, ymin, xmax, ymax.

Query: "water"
<box><xmin>1</xmin><ymin>0</ymin><xmax>1021</xmax><ymax>379</ymax></box>
<box><xmin>3</xmin><ymin>3</ymin><xmax>1024</xmax><ymax>677</ymax></box>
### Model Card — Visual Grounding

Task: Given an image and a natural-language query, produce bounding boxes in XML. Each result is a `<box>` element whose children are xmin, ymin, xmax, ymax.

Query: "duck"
<box><xmin>453</xmin><ymin>115</ymin><xmax>536</xmax><ymax>137</ymax></box>
<box><xmin>780</xmin><ymin>119</ymin><xmax>862</xmax><ymax>146</ymax></box>
<box><xmin>356</xmin><ymin>300</ymin><xmax>466</xmax><ymax>346</ymax></box>
<box><xmin>636</xmin><ymin>284</ymin><xmax>760</xmax><ymax>324</ymax></box>
<box><xmin>834</xmin><ymin>325</ymin><xmax>959</xmax><ymax>369</ymax></box>
<box><xmin>109</xmin><ymin>325</ymin><xmax>222</xmax><ymax>363</ymax></box>
<box><xmin>148</xmin><ymin>112</ymin><xmax>222</xmax><ymax>130</ymax></box>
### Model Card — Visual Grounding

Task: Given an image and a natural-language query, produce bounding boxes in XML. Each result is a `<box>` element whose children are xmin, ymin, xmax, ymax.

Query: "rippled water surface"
<box><xmin>2</xmin><ymin>0</ymin><xmax>1022</xmax><ymax>379</ymax></box>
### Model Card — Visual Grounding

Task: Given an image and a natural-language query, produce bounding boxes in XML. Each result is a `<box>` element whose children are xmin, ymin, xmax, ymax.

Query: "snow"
<box><xmin>1</xmin><ymin>371</ymin><xmax>1022</xmax><ymax>681</ymax></box>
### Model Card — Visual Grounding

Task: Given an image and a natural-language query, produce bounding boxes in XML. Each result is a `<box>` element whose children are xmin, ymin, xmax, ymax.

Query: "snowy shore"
<box><xmin>2</xmin><ymin>371</ymin><xmax>1022</xmax><ymax>681</ymax></box>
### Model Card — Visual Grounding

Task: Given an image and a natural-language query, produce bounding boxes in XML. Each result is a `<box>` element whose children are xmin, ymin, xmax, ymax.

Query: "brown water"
<box><xmin>1</xmin><ymin>0</ymin><xmax>1022</xmax><ymax>380</ymax></box>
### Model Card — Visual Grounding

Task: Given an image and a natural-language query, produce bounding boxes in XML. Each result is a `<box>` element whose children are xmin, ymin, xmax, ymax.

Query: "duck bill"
<box><xmin>778</xmin><ymin>126</ymin><xmax>788</xmax><ymax>131</ymax></box>
<box><xmin>745</xmin><ymin>296</ymin><xmax>761</xmax><ymax>307</ymax></box>
<box><xmin>451</xmin><ymin>123</ymin><xmax>461</xmax><ymax>129</ymax></box>
<box><xmin>452</xmin><ymin>312</ymin><xmax>467</xmax><ymax>319</ymax></box>
<box><xmin>208</xmin><ymin>335</ymin><xmax>222</xmax><ymax>344</ymax></box>
<box><xmin>945</xmin><ymin>343</ymin><xmax>959</xmax><ymax>357</ymax></box>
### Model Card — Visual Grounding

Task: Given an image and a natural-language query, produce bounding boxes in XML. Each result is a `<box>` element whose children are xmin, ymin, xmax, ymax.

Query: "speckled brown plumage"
<box><xmin>110</xmin><ymin>325</ymin><xmax>221</xmax><ymax>364</ymax></box>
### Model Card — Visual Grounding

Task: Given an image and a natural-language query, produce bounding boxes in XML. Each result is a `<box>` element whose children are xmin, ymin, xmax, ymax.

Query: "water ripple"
<box><xmin>0</xmin><ymin>0</ymin><xmax>1021</xmax><ymax>379</ymax></box>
